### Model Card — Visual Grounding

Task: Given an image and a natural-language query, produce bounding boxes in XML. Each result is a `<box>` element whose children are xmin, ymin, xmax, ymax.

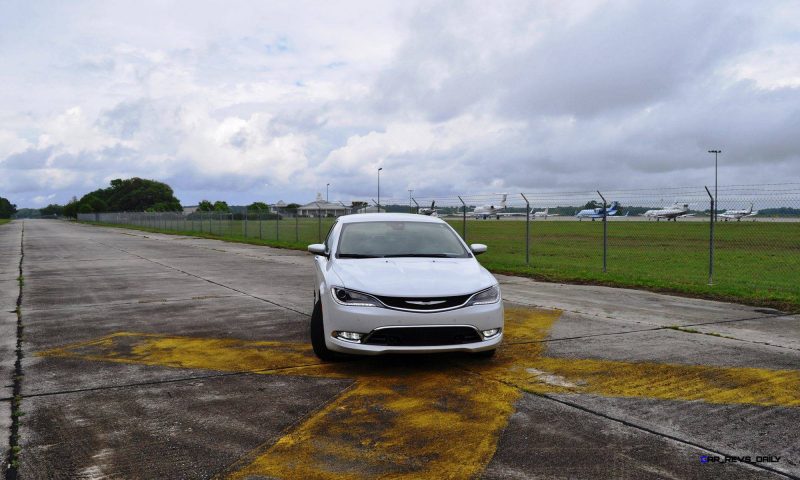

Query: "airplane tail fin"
<box><xmin>431</xmin><ymin>200</ymin><xmax>435</xmax><ymax>210</ymax></box>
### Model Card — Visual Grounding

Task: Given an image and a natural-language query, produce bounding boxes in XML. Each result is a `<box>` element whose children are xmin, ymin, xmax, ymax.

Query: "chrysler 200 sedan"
<box><xmin>307</xmin><ymin>213</ymin><xmax>503</xmax><ymax>360</ymax></box>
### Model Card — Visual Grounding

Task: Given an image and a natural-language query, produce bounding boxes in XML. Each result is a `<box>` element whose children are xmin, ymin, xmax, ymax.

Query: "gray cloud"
<box><xmin>1</xmin><ymin>0</ymin><xmax>798</xmax><ymax>207</ymax></box>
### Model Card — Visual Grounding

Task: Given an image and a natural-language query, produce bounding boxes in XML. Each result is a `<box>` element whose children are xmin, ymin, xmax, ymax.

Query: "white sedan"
<box><xmin>307</xmin><ymin>213</ymin><xmax>503</xmax><ymax>360</ymax></box>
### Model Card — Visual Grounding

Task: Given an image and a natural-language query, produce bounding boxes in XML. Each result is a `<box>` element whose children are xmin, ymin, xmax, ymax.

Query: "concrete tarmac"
<box><xmin>2</xmin><ymin>220</ymin><xmax>798</xmax><ymax>479</ymax></box>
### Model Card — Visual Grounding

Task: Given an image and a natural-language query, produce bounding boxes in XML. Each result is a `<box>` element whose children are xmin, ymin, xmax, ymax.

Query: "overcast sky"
<box><xmin>1</xmin><ymin>0</ymin><xmax>799</xmax><ymax>207</ymax></box>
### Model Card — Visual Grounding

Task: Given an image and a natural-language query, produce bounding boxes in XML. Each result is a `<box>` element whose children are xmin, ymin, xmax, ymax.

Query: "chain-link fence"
<box><xmin>78</xmin><ymin>209</ymin><xmax>340</xmax><ymax>246</ymax></box>
<box><xmin>77</xmin><ymin>183</ymin><xmax>800</xmax><ymax>310</ymax></box>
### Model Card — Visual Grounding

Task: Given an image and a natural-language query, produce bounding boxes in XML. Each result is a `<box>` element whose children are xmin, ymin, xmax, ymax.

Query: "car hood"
<box><xmin>331</xmin><ymin>258</ymin><xmax>496</xmax><ymax>297</ymax></box>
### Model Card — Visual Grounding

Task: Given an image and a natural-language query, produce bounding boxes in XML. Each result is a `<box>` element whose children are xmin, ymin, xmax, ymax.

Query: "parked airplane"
<box><xmin>719</xmin><ymin>203</ymin><xmax>758</xmax><ymax>221</ymax></box>
<box><xmin>472</xmin><ymin>194</ymin><xmax>509</xmax><ymax>220</ymax></box>
<box><xmin>643</xmin><ymin>203</ymin><xmax>692</xmax><ymax>221</ymax></box>
<box><xmin>531</xmin><ymin>208</ymin><xmax>560</xmax><ymax>219</ymax></box>
<box><xmin>575</xmin><ymin>201</ymin><xmax>620</xmax><ymax>221</ymax></box>
<box><xmin>418</xmin><ymin>201</ymin><xmax>438</xmax><ymax>217</ymax></box>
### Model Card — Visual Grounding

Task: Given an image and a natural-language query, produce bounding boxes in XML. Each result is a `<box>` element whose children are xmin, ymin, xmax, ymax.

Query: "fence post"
<box><xmin>276</xmin><ymin>207</ymin><xmax>280</xmax><ymax>242</ymax></box>
<box><xmin>318</xmin><ymin>203</ymin><xmax>322</xmax><ymax>242</ymax></box>
<box><xmin>705</xmin><ymin>186</ymin><xmax>714</xmax><ymax>285</ymax></box>
<box><xmin>597</xmin><ymin>190</ymin><xmax>608</xmax><ymax>273</ymax></box>
<box><xmin>521</xmin><ymin>193</ymin><xmax>530</xmax><ymax>265</ymax></box>
<box><xmin>295</xmin><ymin>211</ymin><xmax>299</xmax><ymax>243</ymax></box>
<box><xmin>244</xmin><ymin>211</ymin><xmax>248</xmax><ymax>238</ymax></box>
<box><xmin>411</xmin><ymin>197</ymin><xmax>419</xmax><ymax>214</ymax></box>
<box><xmin>259</xmin><ymin>211</ymin><xmax>263</xmax><ymax>240</ymax></box>
<box><xmin>458</xmin><ymin>196</ymin><xmax>467</xmax><ymax>242</ymax></box>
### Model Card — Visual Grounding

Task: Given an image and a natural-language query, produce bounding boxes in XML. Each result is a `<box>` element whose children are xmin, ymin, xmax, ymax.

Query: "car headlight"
<box><xmin>467</xmin><ymin>285</ymin><xmax>500</xmax><ymax>306</ymax></box>
<box><xmin>331</xmin><ymin>287</ymin><xmax>383</xmax><ymax>307</ymax></box>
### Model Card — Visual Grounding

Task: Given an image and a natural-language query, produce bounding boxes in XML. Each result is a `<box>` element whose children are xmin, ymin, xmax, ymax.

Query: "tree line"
<box><xmin>0</xmin><ymin>196</ymin><xmax>17</xmax><ymax>219</ymax></box>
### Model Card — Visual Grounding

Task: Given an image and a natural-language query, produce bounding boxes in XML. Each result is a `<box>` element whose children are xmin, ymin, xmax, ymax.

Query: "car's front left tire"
<box><xmin>310</xmin><ymin>299</ymin><xmax>338</xmax><ymax>362</ymax></box>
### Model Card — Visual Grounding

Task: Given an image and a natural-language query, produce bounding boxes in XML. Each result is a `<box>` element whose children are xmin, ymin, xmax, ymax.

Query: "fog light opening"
<box><xmin>482</xmin><ymin>328</ymin><xmax>501</xmax><ymax>339</ymax></box>
<box><xmin>333</xmin><ymin>331</ymin><xmax>364</xmax><ymax>343</ymax></box>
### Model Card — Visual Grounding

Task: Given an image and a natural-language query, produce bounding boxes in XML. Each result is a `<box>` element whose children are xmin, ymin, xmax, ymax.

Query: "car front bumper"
<box><xmin>321</xmin><ymin>295</ymin><xmax>504</xmax><ymax>355</ymax></box>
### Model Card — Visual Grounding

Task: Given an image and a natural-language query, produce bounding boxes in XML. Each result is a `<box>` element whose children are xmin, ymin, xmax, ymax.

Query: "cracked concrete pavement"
<box><xmin>2</xmin><ymin>219</ymin><xmax>798</xmax><ymax>479</ymax></box>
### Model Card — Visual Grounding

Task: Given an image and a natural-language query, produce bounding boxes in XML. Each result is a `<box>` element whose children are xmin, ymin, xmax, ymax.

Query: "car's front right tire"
<box><xmin>310</xmin><ymin>299</ymin><xmax>338</xmax><ymax>362</ymax></box>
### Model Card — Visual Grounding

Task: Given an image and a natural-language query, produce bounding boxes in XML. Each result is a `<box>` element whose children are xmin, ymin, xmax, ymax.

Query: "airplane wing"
<box><xmin>495</xmin><ymin>212</ymin><xmax>526</xmax><ymax>217</ymax></box>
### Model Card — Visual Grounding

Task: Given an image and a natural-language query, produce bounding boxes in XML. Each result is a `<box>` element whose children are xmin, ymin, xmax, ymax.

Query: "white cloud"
<box><xmin>1</xmin><ymin>0</ymin><xmax>799</xmax><ymax>207</ymax></box>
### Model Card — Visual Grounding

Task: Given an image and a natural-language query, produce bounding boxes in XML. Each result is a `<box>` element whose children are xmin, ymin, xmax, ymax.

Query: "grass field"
<box><xmin>0</xmin><ymin>219</ymin><xmax>10</xmax><ymax>226</ymax></box>
<box><xmin>82</xmin><ymin>217</ymin><xmax>800</xmax><ymax>312</ymax></box>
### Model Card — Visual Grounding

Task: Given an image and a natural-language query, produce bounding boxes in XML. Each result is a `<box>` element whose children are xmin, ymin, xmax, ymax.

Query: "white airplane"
<box><xmin>575</xmin><ymin>201</ymin><xmax>620</xmax><ymax>221</ymax></box>
<box><xmin>418</xmin><ymin>201</ymin><xmax>438</xmax><ymax>217</ymax></box>
<box><xmin>472</xmin><ymin>194</ymin><xmax>510</xmax><ymax>220</ymax></box>
<box><xmin>531</xmin><ymin>208</ymin><xmax>559</xmax><ymax>219</ymax></box>
<box><xmin>719</xmin><ymin>203</ymin><xmax>758</xmax><ymax>222</ymax></box>
<box><xmin>643</xmin><ymin>203</ymin><xmax>693</xmax><ymax>221</ymax></box>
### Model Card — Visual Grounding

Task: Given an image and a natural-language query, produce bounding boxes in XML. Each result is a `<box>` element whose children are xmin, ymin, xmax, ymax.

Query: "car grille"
<box><xmin>374</xmin><ymin>294</ymin><xmax>472</xmax><ymax>311</ymax></box>
<box><xmin>363</xmin><ymin>326</ymin><xmax>482</xmax><ymax>346</ymax></box>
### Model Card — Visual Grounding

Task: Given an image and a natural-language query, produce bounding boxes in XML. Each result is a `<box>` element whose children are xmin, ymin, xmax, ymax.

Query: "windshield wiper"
<box><xmin>383</xmin><ymin>253</ymin><xmax>456</xmax><ymax>258</ymax></box>
<box><xmin>338</xmin><ymin>253</ymin><xmax>384</xmax><ymax>258</ymax></box>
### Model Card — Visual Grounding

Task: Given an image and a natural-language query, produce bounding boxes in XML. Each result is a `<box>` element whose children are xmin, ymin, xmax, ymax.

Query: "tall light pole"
<box><xmin>377</xmin><ymin>167</ymin><xmax>383</xmax><ymax>212</ymax></box>
<box><xmin>708</xmin><ymin>150</ymin><xmax>721</xmax><ymax>222</ymax></box>
<box><xmin>326</xmin><ymin>183</ymin><xmax>330</xmax><ymax>203</ymax></box>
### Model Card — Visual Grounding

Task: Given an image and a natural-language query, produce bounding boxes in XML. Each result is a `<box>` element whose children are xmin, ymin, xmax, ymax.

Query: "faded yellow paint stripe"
<box><xmin>226</xmin><ymin>372</ymin><xmax>520</xmax><ymax>480</ymax></box>
<box><xmin>38</xmin><ymin>332</ymin><xmax>320</xmax><ymax>373</ymax></box>
<box><xmin>521</xmin><ymin>357</ymin><xmax>800</xmax><ymax>407</ymax></box>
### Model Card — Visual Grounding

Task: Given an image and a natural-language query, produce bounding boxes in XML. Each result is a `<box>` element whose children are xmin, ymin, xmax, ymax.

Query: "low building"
<box><xmin>297</xmin><ymin>194</ymin><xmax>352</xmax><ymax>217</ymax></box>
<box><xmin>271</xmin><ymin>200</ymin><xmax>287</xmax><ymax>214</ymax></box>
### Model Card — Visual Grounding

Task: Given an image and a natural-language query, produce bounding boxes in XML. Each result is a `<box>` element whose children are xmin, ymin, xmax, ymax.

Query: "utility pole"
<box><xmin>377</xmin><ymin>167</ymin><xmax>383</xmax><ymax>212</ymax></box>
<box><xmin>326</xmin><ymin>183</ymin><xmax>330</xmax><ymax>203</ymax></box>
<box><xmin>708</xmin><ymin>150</ymin><xmax>721</xmax><ymax>222</ymax></box>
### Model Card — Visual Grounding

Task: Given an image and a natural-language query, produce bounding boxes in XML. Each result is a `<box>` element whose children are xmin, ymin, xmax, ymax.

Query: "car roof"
<box><xmin>336</xmin><ymin>213</ymin><xmax>446</xmax><ymax>224</ymax></box>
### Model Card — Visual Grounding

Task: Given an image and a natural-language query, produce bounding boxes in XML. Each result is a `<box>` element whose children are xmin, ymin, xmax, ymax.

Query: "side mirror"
<box><xmin>308</xmin><ymin>244</ymin><xmax>328</xmax><ymax>256</ymax></box>
<box><xmin>470</xmin><ymin>243</ymin><xmax>487</xmax><ymax>255</ymax></box>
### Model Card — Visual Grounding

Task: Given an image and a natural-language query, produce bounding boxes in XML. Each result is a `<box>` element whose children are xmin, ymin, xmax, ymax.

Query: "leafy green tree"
<box><xmin>0</xmin><ymin>197</ymin><xmax>17</xmax><ymax>219</ymax></box>
<box><xmin>63</xmin><ymin>197</ymin><xmax>80</xmax><ymax>218</ymax></box>
<box><xmin>197</xmin><ymin>200</ymin><xmax>214</xmax><ymax>212</ymax></box>
<box><xmin>77</xmin><ymin>178</ymin><xmax>181</xmax><ymax>213</ymax></box>
<box><xmin>248</xmin><ymin>201</ymin><xmax>270</xmax><ymax>211</ymax></box>
<box><xmin>40</xmin><ymin>204</ymin><xmax>65</xmax><ymax>216</ymax></box>
<box><xmin>78</xmin><ymin>203</ymin><xmax>94</xmax><ymax>214</ymax></box>
<box><xmin>84</xmin><ymin>195</ymin><xmax>108</xmax><ymax>213</ymax></box>
<box><xmin>583</xmin><ymin>200</ymin><xmax>600</xmax><ymax>209</ymax></box>
<box><xmin>286</xmin><ymin>203</ymin><xmax>301</xmax><ymax>210</ymax></box>
<box><xmin>213</xmin><ymin>201</ymin><xmax>230</xmax><ymax>212</ymax></box>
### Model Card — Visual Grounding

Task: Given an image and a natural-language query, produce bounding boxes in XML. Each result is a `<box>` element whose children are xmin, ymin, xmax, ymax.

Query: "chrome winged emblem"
<box><xmin>405</xmin><ymin>300</ymin><xmax>447</xmax><ymax>306</ymax></box>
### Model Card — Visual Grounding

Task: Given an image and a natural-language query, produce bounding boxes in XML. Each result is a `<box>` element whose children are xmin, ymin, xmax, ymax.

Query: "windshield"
<box><xmin>337</xmin><ymin>221</ymin><xmax>470</xmax><ymax>258</ymax></box>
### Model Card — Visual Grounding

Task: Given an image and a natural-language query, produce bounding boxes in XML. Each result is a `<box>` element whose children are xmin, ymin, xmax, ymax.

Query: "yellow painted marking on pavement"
<box><xmin>40</xmin><ymin>332</ymin><xmax>319</xmax><ymax>373</ymax></box>
<box><xmin>474</xmin><ymin>341</ymin><xmax>800</xmax><ymax>407</ymax></box>
<box><xmin>227</xmin><ymin>370</ymin><xmax>519</xmax><ymax>480</ymax></box>
<box><xmin>38</xmin><ymin>307</ymin><xmax>800</xmax><ymax>479</ymax></box>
